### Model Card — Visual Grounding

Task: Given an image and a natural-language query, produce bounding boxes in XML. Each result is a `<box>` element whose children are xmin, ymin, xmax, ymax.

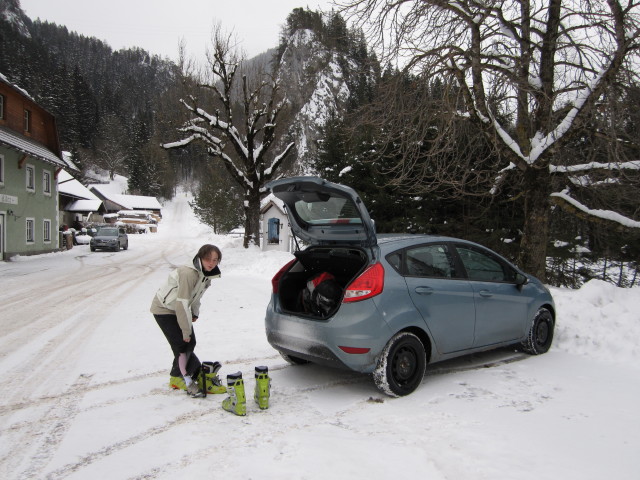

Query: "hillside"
<box><xmin>1</xmin><ymin>2</ymin><xmax>378</xmax><ymax>186</ymax></box>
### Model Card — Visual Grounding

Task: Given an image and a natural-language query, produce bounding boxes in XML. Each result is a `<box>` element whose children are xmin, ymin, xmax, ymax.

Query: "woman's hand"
<box><xmin>183</xmin><ymin>336</ymin><xmax>191</xmax><ymax>343</ymax></box>
<box><xmin>192</xmin><ymin>316</ymin><xmax>198</xmax><ymax>323</ymax></box>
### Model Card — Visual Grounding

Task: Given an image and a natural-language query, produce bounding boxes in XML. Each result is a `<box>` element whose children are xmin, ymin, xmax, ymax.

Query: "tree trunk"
<box><xmin>518</xmin><ymin>167</ymin><xmax>552</xmax><ymax>282</ymax></box>
<box><xmin>243</xmin><ymin>189</ymin><xmax>261</xmax><ymax>249</ymax></box>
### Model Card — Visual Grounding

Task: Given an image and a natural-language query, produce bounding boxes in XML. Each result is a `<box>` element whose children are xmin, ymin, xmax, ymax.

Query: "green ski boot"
<box><xmin>254</xmin><ymin>366</ymin><xmax>271</xmax><ymax>410</ymax></box>
<box><xmin>169</xmin><ymin>375</ymin><xmax>186</xmax><ymax>391</ymax></box>
<box><xmin>221</xmin><ymin>372</ymin><xmax>246</xmax><ymax>416</ymax></box>
<box><xmin>202</xmin><ymin>361</ymin><xmax>226</xmax><ymax>394</ymax></box>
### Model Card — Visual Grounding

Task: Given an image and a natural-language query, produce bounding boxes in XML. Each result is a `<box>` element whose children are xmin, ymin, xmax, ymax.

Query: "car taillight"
<box><xmin>339</xmin><ymin>346</ymin><xmax>371</xmax><ymax>354</ymax></box>
<box><xmin>271</xmin><ymin>259</ymin><xmax>297</xmax><ymax>294</ymax></box>
<box><xmin>343</xmin><ymin>262</ymin><xmax>384</xmax><ymax>302</ymax></box>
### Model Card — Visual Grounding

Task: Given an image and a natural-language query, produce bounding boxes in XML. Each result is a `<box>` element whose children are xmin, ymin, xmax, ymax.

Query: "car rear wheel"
<box><xmin>520</xmin><ymin>307</ymin><xmax>554</xmax><ymax>354</ymax></box>
<box><xmin>374</xmin><ymin>332</ymin><xmax>426</xmax><ymax>397</ymax></box>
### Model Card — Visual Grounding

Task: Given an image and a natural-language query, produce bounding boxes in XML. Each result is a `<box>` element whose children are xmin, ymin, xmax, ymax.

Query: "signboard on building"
<box><xmin>0</xmin><ymin>194</ymin><xmax>18</xmax><ymax>205</ymax></box>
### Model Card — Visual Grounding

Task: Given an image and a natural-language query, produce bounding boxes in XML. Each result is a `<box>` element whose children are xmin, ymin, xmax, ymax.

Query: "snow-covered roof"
<box><xmin>86</xmin><ymin>173</ymin><xmax>128</xmax><ymax>195</ymax></box>
<box><xmin>90</xmin><ymin>185</ymin><xmax>162</xmax><ymax>210</ymax></box>
<box><xmin>117</xmin><ymin>210</ymin><xmax>155</xmax><ymax>217</ymax></box>
<box><xmin>57</xmin><ymin>170</ymin><xmax>101</xmax><ymax>201</ymax></box>
<box><xmin>0</xmin><ymin>125</ymin><xmax>76</xmax><ymax>170</ymax></box>
<box><xmin>260</xmin><ymin>193</ymin><xmax>286</xmax><ymax>214</ymax></box>
<box><xmin>116</xmin><ymin>194</ymin><xmax>162</xmax><ymax>210</ymax></box>
<box><xmin>65</xmin><ymin>199</ymin><xmax>102</xmax><ymax>212</ymax></box>
<box><xmin>0</xmin><ymin>72</ymin><xmax>33</xmax><ymax>100</ymax></box>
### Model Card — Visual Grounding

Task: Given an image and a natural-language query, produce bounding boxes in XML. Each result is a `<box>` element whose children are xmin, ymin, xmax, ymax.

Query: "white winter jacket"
<box><xmin>150</xmin><ymin>255</ymin><xmax>221</xmax><ymax>339</ymax></box>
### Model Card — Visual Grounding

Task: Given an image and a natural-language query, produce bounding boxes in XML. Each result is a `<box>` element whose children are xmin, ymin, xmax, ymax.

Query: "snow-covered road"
<box><xmin>1</xmin><ymin>192</ymin><xmax>639</xmax><ymax>480</ymax></box>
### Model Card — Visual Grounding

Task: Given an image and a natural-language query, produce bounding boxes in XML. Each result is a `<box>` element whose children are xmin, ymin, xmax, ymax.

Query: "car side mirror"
<box><xmin>515</xmin><ymin>273</ymin><xmax>528</xmax><ymax>287</ymax></box>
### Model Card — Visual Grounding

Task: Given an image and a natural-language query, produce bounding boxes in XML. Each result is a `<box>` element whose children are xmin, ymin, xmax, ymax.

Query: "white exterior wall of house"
<box><xmin>260</xmin><ymin>197</ymin><xmax>292</xmax><ymax>252</ymax></box>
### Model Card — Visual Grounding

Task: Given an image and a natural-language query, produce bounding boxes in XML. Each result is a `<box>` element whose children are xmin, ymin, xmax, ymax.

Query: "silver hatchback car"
<box><xmin>265</xmin><ymin>177</ymin><xmax>555</xmax><ymax>397</ymax></box>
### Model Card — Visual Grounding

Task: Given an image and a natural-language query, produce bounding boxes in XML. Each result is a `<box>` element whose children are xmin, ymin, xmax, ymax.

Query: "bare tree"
<box><xmin>163</xmin><ymin>28</ymin><xmax>295</xmax><ymax>248</ymax></box>
<box><xmin>91</xmin><ymin>114</ymin><xmax>129</xmax><ymax>180</ymax></box>
<box><xmin>339</xmin><ymin>0</ymin><xmax>640</xmax><ymax>280</ymax></box>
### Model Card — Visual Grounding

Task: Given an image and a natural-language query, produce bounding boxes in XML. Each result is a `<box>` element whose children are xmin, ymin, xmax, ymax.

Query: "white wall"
<box><xmin>261</xmin><ymin>206</ymin><xmax>291</xmax><ymax>252</ymax></box>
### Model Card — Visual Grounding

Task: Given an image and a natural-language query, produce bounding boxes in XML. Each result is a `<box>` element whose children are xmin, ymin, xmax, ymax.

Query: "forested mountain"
<box><xmin>0</xmin><ymin>2</ymin><xmax>377</xmax><ymax>194</ymax></box>
<box><xmin>275</xmin><ymin>8</ymin><xmax>379</xmax><ymax>173</ymax></box>
<box><xmin>0</xmin><ymin>0</ymin><xmax>180</xmax><ymax>198</ymax></box>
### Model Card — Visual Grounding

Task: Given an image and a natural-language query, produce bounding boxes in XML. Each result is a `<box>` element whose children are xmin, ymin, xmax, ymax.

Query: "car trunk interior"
<box><xmin>278</xmin><ymin>247</ymin><xmax>368</xmax><ymax>318</ymax></box>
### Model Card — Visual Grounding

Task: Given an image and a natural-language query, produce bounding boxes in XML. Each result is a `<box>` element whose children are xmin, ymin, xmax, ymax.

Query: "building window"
<box><xmin>0</xmin><ymin>94</ymin><xmax>4</xmax><ymax>119</ymax></box>
<box><xmin>24</xmin><ymin>109</ymin><xmax>31</xmax><ymax>132</ymax></box>
<box><xmin>26</xmin><ymin>218</ymin><xmax>35</xmax><ymax>243</ymax></box>
<box><xmin>0</xmin><ymin>154</ymin><xmax>4</xmax><ymax>186</ymax></box>
<box><xmin>26</xmin><ymin>164</ymin><xmax>35</xmax><ymax>192</ymax></box>
<box><xmin>43</xmin><ymin>219</ymin><xmax>51</xmax><ymax>243</ymax></box>
<box><xmin>43</xmin><ymin>170</ymin><xmax>51</xmax><ymax>196</ymax></box>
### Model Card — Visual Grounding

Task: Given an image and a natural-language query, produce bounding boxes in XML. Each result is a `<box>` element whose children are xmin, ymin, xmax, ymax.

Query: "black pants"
<box><xmin>154</xmin><ymin>314</ymin><xmax>201</xmax><ymax>377</ymax></box>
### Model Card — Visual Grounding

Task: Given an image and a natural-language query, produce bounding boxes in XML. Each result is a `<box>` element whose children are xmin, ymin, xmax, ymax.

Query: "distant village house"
<box><xmin>260</xmin><ymin>194</ymin><xmax>293</xmax><ymax>252</ymax></box>
<box><xmin>58</xmin><ymin>169</ymin><xmax>104</xmax><ymax>228</ymax></box>
<box><xmin>0</xmin><ymin>73</ymin><xmax>78</xmax><ymax>259</ymax></box>
<box><xmin>89</xmin><ymin>185</ymin><xmax>162</xmax><ymax>218</ymax></box>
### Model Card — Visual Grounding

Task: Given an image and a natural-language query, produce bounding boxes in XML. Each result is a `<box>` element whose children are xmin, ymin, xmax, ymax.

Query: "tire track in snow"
<box><xmin>0</xmin><ymin>242</ymin><xmax>174</xmax><ymax>365</ymax></box>
<box><xmin>0</xmin><ymin>370</ymin><xmax>168</xmax><ymax>416</ymax></box>
<box><xmin>0</xmin><ymin>352</ymin><xmax>284</xmax><ymax>418</ymax></box>
<box><xmin>2</xmin><ymin>374</ymin><xmax>93</xmax><ymax>480</ymax></box>
<box><xmin>0</xmin><ymin>238</ymin><xmax>177</xmax><ymax>329</ymax></box>
<box><xmin>0</xmin><ymin>241</ymin><xmax>184</xmax><ymax>480</ymax></box>
<box><xmin>0</xmin><ymin>263</ymin><xmax>156</xmax><ymax>402</ymax></box>
<box><xmin>5</xmin><ymin>350</ymin><xmax>527</xmax><ymax>479</ymax></box>
<box><xmin>41</xmin><ymin>407</ymin><xmax>220</xmax><ymax>480</ymax></box>
<box><xmin>0</xmin><ymin>195</ymin><xmax>225</xmax><ymax>479</ymax></box>
<box><xmin>0</xmin><ymin>262</ymin><xmax>140</xmax><ymax>345</ymax></box>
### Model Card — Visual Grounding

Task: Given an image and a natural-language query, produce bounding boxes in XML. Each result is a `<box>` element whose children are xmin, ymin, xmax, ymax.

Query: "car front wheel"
<box><xmin>520</xmin><ymin>307</ymin><xmax>554</xmax><ymax>355</ymax></box>
<box><xmin>374</xmin><ymin>332</ymin><xmax>426</xmax><ymax>397</ymax></box>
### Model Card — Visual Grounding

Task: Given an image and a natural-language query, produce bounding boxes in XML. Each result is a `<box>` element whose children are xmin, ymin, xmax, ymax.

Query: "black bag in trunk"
<box><xmin>301</xmin><ymin>272</ymin><xmax>342</xmax><ymax>317</ymax></box>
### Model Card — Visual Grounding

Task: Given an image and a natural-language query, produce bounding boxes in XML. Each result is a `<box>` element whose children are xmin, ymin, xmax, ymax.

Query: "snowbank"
<box><xmin>552</xmin><ymin>280</ymin><xmax>640</xmax><ymax>365</ymax></box>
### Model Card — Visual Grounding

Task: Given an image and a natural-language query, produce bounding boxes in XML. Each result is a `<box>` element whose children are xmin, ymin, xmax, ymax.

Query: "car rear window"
<box><xmin>293</xmin><ymin>196</ymin><xmax>362</xmax><ymax>225</ymax></box>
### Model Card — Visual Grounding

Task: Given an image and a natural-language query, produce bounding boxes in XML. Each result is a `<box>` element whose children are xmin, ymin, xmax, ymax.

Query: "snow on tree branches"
<box><xmin>163</xmin><ymin>27</ymin><xmax>295</xmax><ymax>248</ymax></box>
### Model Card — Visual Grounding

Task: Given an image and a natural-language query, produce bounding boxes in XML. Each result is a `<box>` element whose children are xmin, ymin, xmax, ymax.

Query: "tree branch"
<box><xmin>550</xmin><ymin>190</ymin><xmax>640</xmax><ymax>229</ymax></box>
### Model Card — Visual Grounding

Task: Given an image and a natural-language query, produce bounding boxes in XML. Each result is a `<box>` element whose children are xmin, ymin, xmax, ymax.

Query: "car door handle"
<box><xmin>478</xmin><ymin>290</ymin><xmax>493</xmax><ymax>297</ymax></box>
<box><xmin>415</xmin><ymin>286</ymin><xmax>434</xmax><ymax>295</ymax></box>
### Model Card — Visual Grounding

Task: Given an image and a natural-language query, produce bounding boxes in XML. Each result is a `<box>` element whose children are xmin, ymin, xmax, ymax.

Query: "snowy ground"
<box><xmin>1</xmin><ymin>190</ymin><xmax>639</xmax><ymax>480</ymax></box>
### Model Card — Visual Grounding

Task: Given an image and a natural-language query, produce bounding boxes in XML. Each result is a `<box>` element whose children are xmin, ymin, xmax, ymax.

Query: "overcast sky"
<box><xmin>19</xmin><ymin>0</ymin><xmax>337</xmax><ymax>61</ymax></box>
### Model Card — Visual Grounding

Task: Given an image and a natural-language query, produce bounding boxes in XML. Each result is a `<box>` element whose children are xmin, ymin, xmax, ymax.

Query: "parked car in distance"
<box><xmin>90</xmin><ymin>227</ymin><xmax>129</xmax><ymax>252</ymax></box>
<box><xmin>74</xmin><ymin>228</ymin><xmax>92</xmax><ymax>245</ymax></box>
<box><xmin>265</xmin><ymin>176</ymin><xmax>555</xmax><ymax>397</ymax></box>
<box><xmin>75</xmin><ymin>233</ymin><xmax>91</xmax><ymax>245</ymax></box>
